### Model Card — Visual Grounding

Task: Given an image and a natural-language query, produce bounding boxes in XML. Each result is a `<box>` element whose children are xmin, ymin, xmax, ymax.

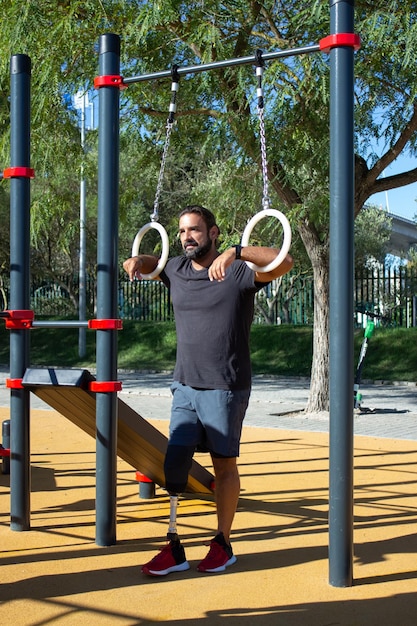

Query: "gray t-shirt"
<box><xmin>160</xmin><ymin>256</ymin><xmax>264</xmax><ymax>390</ymax></box>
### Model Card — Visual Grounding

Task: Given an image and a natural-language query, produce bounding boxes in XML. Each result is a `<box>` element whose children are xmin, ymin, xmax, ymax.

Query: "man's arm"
<box><xmin>123</xmin><ymin>254</ymin><xmax>160</xmax><ymax>281</ymax></box>
<box><xmin>208</xmin><ymin>246</ymin><xmax>293</xmax><ymax>282</ymax></box>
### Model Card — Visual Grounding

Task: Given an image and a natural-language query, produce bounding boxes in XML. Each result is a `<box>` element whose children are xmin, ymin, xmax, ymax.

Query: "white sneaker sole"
<box><xmin>143</xmin><ymin>560</ymin><xmax>190</xmax><ymax>576</ymax></box>
<box><xmin>198</xmin><ymin>554</ymin><xmax>237</xmax><ymax>573</ymax></box>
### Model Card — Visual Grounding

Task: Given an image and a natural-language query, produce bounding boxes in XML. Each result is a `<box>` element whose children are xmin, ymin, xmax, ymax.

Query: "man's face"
<box><xmin>178</xmin><ymin>213</ymin><xmax>215</xmax><ymax>260</ymax></box>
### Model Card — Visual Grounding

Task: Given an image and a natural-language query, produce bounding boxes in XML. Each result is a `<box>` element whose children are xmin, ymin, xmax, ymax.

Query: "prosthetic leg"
<box><xmin>164</xmin><ymin>444</ymin><xmax>195</xmax><ymax>541</ymax></box>
<box><xmin>141</xmin><ymin>444</ymin><xmax>195</xmax><ymax>575</ymax></box>
<box><xmin>167</xmin><ymin>493</ymin><xmax>180</xmax><ymax>540</ymax></box>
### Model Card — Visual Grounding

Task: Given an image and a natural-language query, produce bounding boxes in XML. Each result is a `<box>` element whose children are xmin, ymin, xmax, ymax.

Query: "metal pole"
<box><xmin>95</xmin><ymin>33</ymin><xmax>120</xmax><ymax>546</ymax></box>
<box><xmin>79</xmin><ymin>89</ymin><xmax>87</xmax><ymax>358</ymax></box>
<box><xmin>328</xmin><ymin>0</ymin><xmax>355</xmax><ymax>586</ymax></box>
<box><xmin>9</xmin><ymin>54</ymin><xmax>32</xmax><ymax>531</ymax></box>
<box><xmin>32</xmin><ymin>321</ymin><xmax>89</xmax><ymax>328</ymax></box>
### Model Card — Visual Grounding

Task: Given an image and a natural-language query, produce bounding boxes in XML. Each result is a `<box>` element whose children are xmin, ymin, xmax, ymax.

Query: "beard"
<box><xmin>183</xmin><ymin>237</ymin><xmax>213</xmax><ymax>260</ymax></box>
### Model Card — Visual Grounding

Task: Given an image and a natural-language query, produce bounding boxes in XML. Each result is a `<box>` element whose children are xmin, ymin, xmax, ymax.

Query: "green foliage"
<box><xmin>355</xmin><ymin>204</ymin><xmax>392</xmax><ymax>269</ymax></box>
<box><xmin>406</xmin><ymin>245</ymin><xmax>417</xmax><ymax>270</ymax></box>
<box><xmin>353</xmin><ymin>326</ymin><xmax>417</xmax><ymax>383</ymax></box>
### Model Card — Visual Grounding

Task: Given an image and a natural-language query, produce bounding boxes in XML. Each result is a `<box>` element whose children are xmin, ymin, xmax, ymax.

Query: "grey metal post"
<box><xmin>328</xmin><ymin>0</ymin><xmax>355</xmax><ymax>586</ymax></box>
<box><xmin>9</xmin><ymin>54</ymin><xmax>32</xmax><ymax>531</ymax></box>
<box><xmin>78</xmin><ymin>90</ymin><xmax>87</xmax><ymax>358</ymax></box>
<box><xmin>95</xmin><ymin>33</ymin><xmax>120</xmax><ymax>546</ymax></box>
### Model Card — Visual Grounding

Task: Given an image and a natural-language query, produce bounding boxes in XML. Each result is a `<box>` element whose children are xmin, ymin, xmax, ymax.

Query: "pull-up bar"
<box><xmin>98</xmin><ymin>33</ymin><xmax>360</xmax><ymax>88</ymax></box>
<box><xmin>123</xmin><ymin>43</ymin><xmax>322</xmax><ymax>85</ymax></box>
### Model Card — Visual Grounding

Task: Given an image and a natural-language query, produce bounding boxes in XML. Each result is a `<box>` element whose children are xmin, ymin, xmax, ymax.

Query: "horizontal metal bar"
<box><xmin>123</xmin><ymin>44</ymin><xmax>321</xmax><ymax>85</ymax></box>
<box><xmin>32</xmin><ymin>321</ymin><xmax>90</xmax><ymax>329</ymax></box>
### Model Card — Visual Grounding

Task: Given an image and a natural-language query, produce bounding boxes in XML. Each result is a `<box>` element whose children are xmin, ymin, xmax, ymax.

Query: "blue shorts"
<box><xmin>169</xmin><ymin>382</ymin><xmax>251</xmax><ymax>458</ymax></box>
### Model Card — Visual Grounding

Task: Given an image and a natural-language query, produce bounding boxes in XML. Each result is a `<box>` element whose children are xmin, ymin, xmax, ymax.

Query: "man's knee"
<box><xmin>164</xmin><ymin>444</ymin><xmax>195</xmax><ymax>494</ymax></box>
<box><xmin>212</xmin><ymin>456</ymin><xmax>239</xmax><ymax>481</ymax></box>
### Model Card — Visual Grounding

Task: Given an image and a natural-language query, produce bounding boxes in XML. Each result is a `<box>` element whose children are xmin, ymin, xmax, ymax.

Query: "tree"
<box><xmin>1</xmin><ymin>1</ymin><xmax>417</xmax><ymax>412</ymax></box>
<box><xmin>118</xmin><ymin>0</ymin><xmax>417</xmax><ymax>411</ymax></box>
<box><xmin>354</xmin><ymin>204</ymin><xmax>392</xmax><ymax>269</ymax></box>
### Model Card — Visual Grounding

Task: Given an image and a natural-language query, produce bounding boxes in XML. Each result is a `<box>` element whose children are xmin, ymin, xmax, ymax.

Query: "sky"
<box><xmin>368</xmin><ymin>155</ymin><xmax>417</xmax><ymax>223</ymax></box>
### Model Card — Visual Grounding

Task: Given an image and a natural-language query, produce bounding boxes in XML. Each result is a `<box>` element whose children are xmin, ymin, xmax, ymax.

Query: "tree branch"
<box><xmin>355</xmin><ymin>102</ymin><xmax>417</xmax><ymax>209</ymax></box>
<box><xmin>371</xmin><ymin>167</ymin><xmax>417</xmax><ymax>194</ymax></box>
<box><xmin>370</xmin><ymin>101</ymin><xmax>417</xmax><ymax>181</ymax></box>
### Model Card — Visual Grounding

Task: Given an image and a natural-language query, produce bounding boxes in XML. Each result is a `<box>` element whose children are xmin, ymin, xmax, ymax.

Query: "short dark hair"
<box><xmin>179</xmin><ymin>205</ymin><xmax>219</xmax><ymax>233</ymax></box>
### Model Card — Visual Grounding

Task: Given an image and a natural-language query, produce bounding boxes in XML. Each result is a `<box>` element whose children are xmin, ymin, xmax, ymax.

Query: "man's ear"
<box><xmin>209</xmin><ymin>225</ymin><xmax>220</xmax><ymax>241</ymax></box>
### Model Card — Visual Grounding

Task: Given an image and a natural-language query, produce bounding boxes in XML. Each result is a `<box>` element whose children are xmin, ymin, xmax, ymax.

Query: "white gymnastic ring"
<box><xmin>241</xmin><ymin>209</ymin><xmax>292</xmax><ymax>273</ymax></box>
<box><xmin>131</xmin><ymin>222</ymin><xmax>170</xmax><ymax>279</ymax></box>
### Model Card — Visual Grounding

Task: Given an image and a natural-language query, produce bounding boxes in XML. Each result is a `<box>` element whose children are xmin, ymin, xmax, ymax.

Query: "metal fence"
<box><xmin>118</xmin><ymin>279</ymin><xmax>173</xmax><ymax>321</ymax></box>
<box><xmin>355</xmin><ymin>266</ymin><xmax>417</xmax><ymax>327</ymax></box>
<box><xmin>1</xmin><ymin>266</ymin><xmax>416</xmax><ymax>327</ymax></box>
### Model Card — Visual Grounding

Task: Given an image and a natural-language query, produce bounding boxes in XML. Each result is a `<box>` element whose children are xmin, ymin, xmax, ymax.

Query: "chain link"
<box><xmin>151</xmin><ymin>121</ymin><xmax>174</xmax><ymax>222</ymax></box>
<box><xmin>151</xmin><ymin>67</ymin><xmax>179</xmax><ymax>222</ymax></box>
<box><xmin>258</xmin><ymin>105</ymin><xmax>270</xmax><ymax>211</ymax></box>
<box><xmin>256</xmin><ymin>54</ymin><xmax>270</xmax><ymax>212</ymax></box>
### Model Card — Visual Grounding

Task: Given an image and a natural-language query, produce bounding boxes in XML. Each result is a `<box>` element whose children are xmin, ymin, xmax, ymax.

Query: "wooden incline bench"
<box><xmin>22</xmin><ymin>368</ymin><xmax>214</xmax><ymax>495</ymax></box>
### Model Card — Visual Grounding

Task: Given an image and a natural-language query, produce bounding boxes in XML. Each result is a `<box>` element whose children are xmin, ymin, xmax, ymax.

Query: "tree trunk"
<box><xmin>299</xmin><ymin>220</ymin><xmax>330</xmax><ymax>413</ymax></box>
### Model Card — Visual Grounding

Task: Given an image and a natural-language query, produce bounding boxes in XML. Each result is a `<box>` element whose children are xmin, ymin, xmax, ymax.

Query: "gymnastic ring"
<box><xmin>241</xmin><ymin>208</ymin><xmax>292</xmax><ymax>273</ymax></box>
<box><xmin>131</xmin><ymin>222</ymin><xmax>170</xmax><ymax>279</ymax></box>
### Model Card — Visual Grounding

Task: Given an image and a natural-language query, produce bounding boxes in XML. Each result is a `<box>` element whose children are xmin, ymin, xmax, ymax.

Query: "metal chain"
<box><xmin>256</xmin><ymin>52</ymin><xmax>271</xmax><ymax>211</ymax></box>
<box><xmin>258</xmin><ymin>105</ymin><xmax>270</xmax><ymax>211</ymax></box>
<box><xmin>150</xmin><ymin>65</ymin><xmax>180</xmax><ymax>222</ymax></box>
<box><xmin>151</xmin><ymin>121</ymin><xmax>174</xmax><ymax>222</ymax></box>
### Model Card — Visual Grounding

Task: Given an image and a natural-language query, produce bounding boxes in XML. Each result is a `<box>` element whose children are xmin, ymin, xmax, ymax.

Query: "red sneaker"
<box><xmin>142</xmin><ymin>540</ymin><xmax>190</xmax><ymax>576</ymax></box>
<box><xmin>197</xmin><ymin>534</ymin><xmax>237</xmax><ymax>573</ymax></box>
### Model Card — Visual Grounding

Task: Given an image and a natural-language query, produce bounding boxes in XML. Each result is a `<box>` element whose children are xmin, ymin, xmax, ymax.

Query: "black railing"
<box><xmin>355</xmin><ymin>266</ymin><xmax>417</xmax><ymax>327</ymax></box>
<box><xmin>1</xmin><ymin>266</ymin><xmax>416</xmax><ymax>327</ymax></box>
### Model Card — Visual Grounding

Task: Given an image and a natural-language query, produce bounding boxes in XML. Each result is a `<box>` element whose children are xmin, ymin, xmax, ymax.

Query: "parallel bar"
<box><xmin>9</xmin><ymin>54</ymin><xmax>32</xmax><ymax>532</ymax></box>
<box><xmin>328</xmin><ymin>0</ymin><xmax>355</xmax><ymax>587</ymax></box>
<box><xmin>123</xmin><ymin>44</ymin><xmax>321</xmax><ymax>85</ymax></box>
<box><xmin>33</xmin><ymin>321</ymin><xmax>89</xmax><ymax>329</ymax></box>
<box><xmin>95</xmin><ymin>33</ymin><xmax>120</xmax><ymax>546</ymax></box>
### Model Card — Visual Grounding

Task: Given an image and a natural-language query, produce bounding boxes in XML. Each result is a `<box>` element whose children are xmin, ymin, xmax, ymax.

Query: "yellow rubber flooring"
<box><xmin>0</xmin><ymin>407</ymin><xmax>416</xmax><ymax>625</ymax></box>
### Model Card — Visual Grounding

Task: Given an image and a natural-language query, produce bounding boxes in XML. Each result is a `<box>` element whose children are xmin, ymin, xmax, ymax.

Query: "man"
<box><xmin>123</xmin><ymin>205</ymin><xmax>293</xmax><ymax>576</ymax></box>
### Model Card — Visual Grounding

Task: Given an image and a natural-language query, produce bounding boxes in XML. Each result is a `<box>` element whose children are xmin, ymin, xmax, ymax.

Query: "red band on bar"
<box><xmin>88</xmin><ymin>319</ymin><xmax>123</xmax><ymax>330</ymax></box>
<box><xmin>135</xmin><ymin>471</ymin><xmax>153</xmax><ymax>483</ymax></box>
<box><xmin>3</xmin><ymin>167</ymin><xmax>35</xmax><ymax>179</ymax></box>
<box><xmin>6</xmin><ymin>378</ymin><xmax>24</xmax><ymax>389</ymax></box>
<box><xmin>3</xmin><ymin>310</ymin><xmax>34</xmax><ymax>329</ymax></box>
<box><xmin>2</xmin><ymin>310</ymin><xmax>34</xmax><ymax>320</ymax></box>
<box><xmin>0</xmin><ymin>448</ymin><xmax>10</xmax><ymax>457</ymax></box>
<box><xmin>5</xmin><ymin>319</ymin><xmax>33</xmax><ymax>328</ymax></box>
<box><xmin>319</xmin><ymin>33</ymin><xmax>361</xmax><ymax>53</ymax></box>
<box><xmin>94</xmin><ymin>75</ymin><xmax>126</xmax><ymax>89</ymax></box>
<box><xmin>89</xmin><ymin>381</ymin><xmax>122</xmax><ymax>393</ymax></box>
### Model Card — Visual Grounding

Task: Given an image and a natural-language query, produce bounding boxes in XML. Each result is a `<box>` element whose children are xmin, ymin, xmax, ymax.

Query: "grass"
<box><xmin>0</xmin><ymin>321</ymin><xmax>416</xmax><ymax>381</ymax></box>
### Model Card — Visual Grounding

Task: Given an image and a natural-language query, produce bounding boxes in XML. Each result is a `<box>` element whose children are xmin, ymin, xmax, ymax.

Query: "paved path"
<box><xmin>1</xmin><ymin>370</ymin><xmax>415</xmax><ymax>441</ymax></box>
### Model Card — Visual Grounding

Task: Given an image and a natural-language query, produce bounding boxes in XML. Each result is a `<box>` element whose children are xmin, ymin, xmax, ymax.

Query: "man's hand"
<box><xmin>207</xmin><ymin>245</ymin><xmax>294</xmax><ymax>283</ymax></box>
<box><xmin>208</xmin><ymin>248</ymin><xmax>236</xmax><ymax>282</ymax></box>
<box><xmin>123</xmin><ymin>256</ymin><xmax>143</xmax><ymax>281</ymax></box>
<box><xmin>123</xmin><ymin>254</ymin><xmax>160</xmax><ymax>280</ymax></box>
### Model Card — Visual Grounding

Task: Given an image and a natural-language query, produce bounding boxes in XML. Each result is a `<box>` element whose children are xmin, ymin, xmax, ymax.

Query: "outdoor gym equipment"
<box><xmin>131</xmin><ymin>67</ymin><xmax>179</xmax><ymax>279</ymax></box>
<box><xmin>4</xmin><ymin>0</ymin><xmax>359</xmax><ymax>587</ymax></box>
<box><xmin>22</xmin><ymin>368</ymin><xmax>213</xmax><ymax>494</ymax></box>
<box><xmin>241</xmin><ymin>50</ymin><xmax>292</xmax><ymax>273</ymax></box>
